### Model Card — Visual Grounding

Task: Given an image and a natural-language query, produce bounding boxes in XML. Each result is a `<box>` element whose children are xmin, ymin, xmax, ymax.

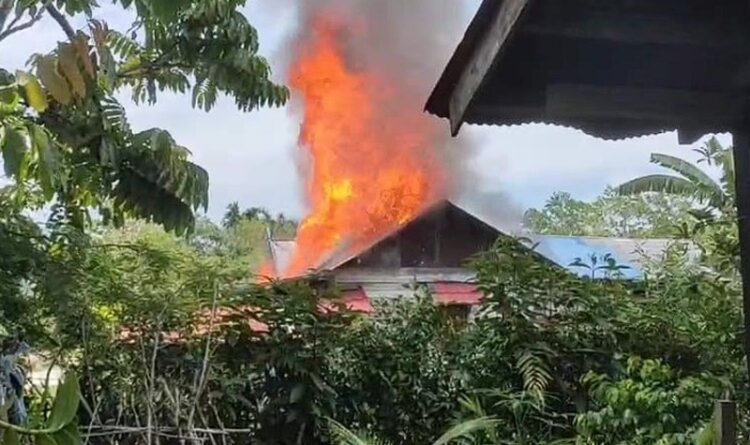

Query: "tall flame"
<box><xmin>278</xmin><ymin>14</ymin><xmax>449</xmax><ymax>278</ymax></box>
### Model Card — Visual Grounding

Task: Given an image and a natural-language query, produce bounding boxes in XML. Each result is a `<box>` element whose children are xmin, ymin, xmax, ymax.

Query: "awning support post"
<box><xmin>732</xmin><ymin>129</ymin><xmax>750</xmax><ymax>386</ymax></box>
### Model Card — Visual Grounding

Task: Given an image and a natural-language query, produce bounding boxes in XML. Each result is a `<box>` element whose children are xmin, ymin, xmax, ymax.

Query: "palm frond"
<box><xmin>516</xmin><ymin>351</ymin><xmax>552</xmax><ymax>405</ymax></box>
<box><xmin>432</xmin><ymin>417</ymin><xmax>500</xmax><ymax>445</ymax></box>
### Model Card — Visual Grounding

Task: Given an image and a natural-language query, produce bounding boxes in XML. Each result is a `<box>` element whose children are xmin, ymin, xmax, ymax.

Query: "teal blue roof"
<box><xmin>531</xmin><ymin>235</ymin><xmax>673</xmax><ymax>280</ymax></box>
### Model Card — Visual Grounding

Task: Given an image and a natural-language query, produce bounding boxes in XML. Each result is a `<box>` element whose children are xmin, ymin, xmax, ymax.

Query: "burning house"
<box><xmin>266</xmin><ymin>0</ymin><xmax>681</xmax><ymax>314</ymax></box>
<box><xmin>266</xmin><ymin>199</ymin><xmax>677</xmax><ymax>314</ymax></box>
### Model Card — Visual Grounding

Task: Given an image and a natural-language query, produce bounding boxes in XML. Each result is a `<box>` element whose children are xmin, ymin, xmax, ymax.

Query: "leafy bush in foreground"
<box><xmin>1</xmin><ymin>222</ymin><xmax>744</xmax><ymax>444</ymax></box>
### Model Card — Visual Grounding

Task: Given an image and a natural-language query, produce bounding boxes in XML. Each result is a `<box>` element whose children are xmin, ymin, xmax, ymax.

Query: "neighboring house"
<box><xmin>267</xmin><ymin>200</ymin><xmax>680</xmax><ymax>314</ymax></box>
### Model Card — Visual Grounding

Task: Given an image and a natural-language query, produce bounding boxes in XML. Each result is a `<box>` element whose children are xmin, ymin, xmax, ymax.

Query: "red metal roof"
<box><xmin>319</xmin><ymin>288</ymin><xmax>375</xmax><ymax>314</ymax></box>
<box><xmin>432</xmin><ymin>283</ymin><xmax>483</xmax><ymax>306</ymax></box>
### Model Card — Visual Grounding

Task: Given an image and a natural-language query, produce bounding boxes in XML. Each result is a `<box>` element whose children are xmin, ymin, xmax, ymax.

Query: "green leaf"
<box><xmin>52</xmin><ymin>423</ymin><xmax>82</xmax><ymax>445</ymax></box>
<box><xmin>147</xmin><ymin>0</ymin><xmax>189</xmax><ymax>21</ymax></box>
<box><xmin>2</xmin><ymin>429</ymin><xmax>21</xmax><ymax>445</ymax></box>
<box><xmin>327</xmin><ymin>419</ymin><xmax>388</xmax><ymax>445</ymax></box>
<box><xmin>46</xmin><ymin>372</ymin><xmax>80</xmax><ymax>431</ymax></box>
<box><xmin>0</xmin><ymin>84</ymin><xmax>18</xmax><ymax>104</ymax></box>
<box><xmin>651</xmin><ymin>153</ymin><xmax>719</xmax><ymax>191</ymax></box>
<box><xmin>289</xmin><ymin>383</ymin><xmax>305</xmax><ymax>403</ymax></box>
<box><xmin>31</xmin><ymin>126</ymin><xmax>63</xmax><ymax>199</ymax></box>
<box><xmin>433</xmin><ymin>417</ymin><xmax>500</xmax><ymax>445</ymax></box>
<box><xmin>617</xmin><ymin>175</ymin><xmax>697</xmax><ymax>199</ymax></box>
<box><xmin>16</xmin><ymin>72</ymin><xmax>48</xmax><ymax>112</ymax></box>
<box><xmin>2</xmin><ymin>126</ymin><xmax>28</xmax><ymax>177</ymax></box>
<box><xmin>36</xmin><ymin>433</ymin><xmax>58</xmax><ymax>445</ymax></box>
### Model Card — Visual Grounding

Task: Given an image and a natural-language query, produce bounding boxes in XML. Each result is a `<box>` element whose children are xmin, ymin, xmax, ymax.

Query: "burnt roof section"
<box><xmin>321</xmin><ymin>200</ymin><xmax>494</xmax><ymax>271</ymax></box>
<box><xmin>426</xmin><ymin>0</ymin><xmax>750</xmax><ymax>141</ymax></box>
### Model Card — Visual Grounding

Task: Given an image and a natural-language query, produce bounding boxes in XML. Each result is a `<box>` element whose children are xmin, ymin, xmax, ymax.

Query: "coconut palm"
<box><xmin>616</xmin><ymin>137</ymin><xmax>734</xmax><ymax>211</ymax></box>
<box><xmin>327</xmin><ymin>417</ymin><xmax>500</xmax><ymax>445</ymax></box>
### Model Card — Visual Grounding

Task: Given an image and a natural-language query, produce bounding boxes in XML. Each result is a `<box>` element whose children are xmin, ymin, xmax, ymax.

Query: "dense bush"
<box><xmin>1</xmin><ymin>223</ymin><xmax>733</xmax><ymax>444</ymax></box>
<box><xmin>1</xmin><ymin>204</ymin><xmax>745</xmax><ymax>444</ymax></box>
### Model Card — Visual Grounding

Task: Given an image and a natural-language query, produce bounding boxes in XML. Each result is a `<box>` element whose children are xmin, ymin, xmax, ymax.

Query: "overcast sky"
<box><xmin>0</xmin><ymin>0</ymin><xmax>732</xmax><ymax>222</ymax></box>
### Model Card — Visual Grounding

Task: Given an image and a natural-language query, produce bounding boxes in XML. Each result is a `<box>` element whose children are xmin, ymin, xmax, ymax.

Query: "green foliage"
<box><xmin>524</xmin><ymin>188</ymin><xmax>694</xmax><ymax>238</ymax></box>
<box><xmin>327</xmin><ymin>416</ymin><xmax>500</xmax><ymax>445</ymax></box>
<box><xmin>616</xmin><ymin>138</ymin><xmax>733</xmax><ymax>213</ymax></box>
<box><xmin>0</xmin><ymin>0</ymin><xmax>287</xmax><ymax>234</ymax></box>
<box><xmin>222</xmin><ymin>201</ymin><xmax>298</xmax><ymax>238</ymax></box>
<box><xmin>0</xmin><ymin>370</ymin><xmax>82</xmax><ymax>445</ymax></box>
<box><xmin>575</xmin><ymin>357</ymin><xmax>728</xmax><ymax>445</ymax></box>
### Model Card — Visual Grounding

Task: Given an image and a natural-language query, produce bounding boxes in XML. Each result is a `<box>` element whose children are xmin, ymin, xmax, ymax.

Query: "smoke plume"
<box><xmin>270</xmin><ymin>0</ymin><xmax>520</xmax><ymax>276</ymax></box>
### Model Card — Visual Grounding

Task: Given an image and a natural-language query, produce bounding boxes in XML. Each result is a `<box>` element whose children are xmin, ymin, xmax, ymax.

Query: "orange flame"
<box><xmin>278</xmin><ymin>15</ymin><xmax>448</xmax><ymax>278</ymax></box>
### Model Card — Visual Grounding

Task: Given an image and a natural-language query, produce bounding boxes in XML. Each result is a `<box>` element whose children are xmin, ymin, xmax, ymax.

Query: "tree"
<box><xmin>524</xmin><ymin>188</ymin><xmax>694</xmax><ymax>238</ymax></box>
<box><xmin>243</xmin><ymin>206</ymin><xmax>271</xmax><ymax>222</ymax></box>
<box><xmin>222</xmin><ymin>201</ymin><xmax>297</xmax><ymax>238</ymax></box>
<box><xmin>0</xmin><ymin>0</ymin><xmax>288</xmax><ymax>234</ymax></box>
<box><xmin>222</xmin><ymin>202</ymin><xmax>242</xmax><ymax>228</ymax></box>
<box><xmin>616</xmin><ymin>137</ymin><xmax>734</xmax><ymax>212</ymax></box>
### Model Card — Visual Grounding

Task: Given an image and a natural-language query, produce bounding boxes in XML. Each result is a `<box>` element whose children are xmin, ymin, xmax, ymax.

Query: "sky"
<box><xmin>0</xmin><ymin>0</ymin><xmax>732</xmax><ymax>222</ymax></box>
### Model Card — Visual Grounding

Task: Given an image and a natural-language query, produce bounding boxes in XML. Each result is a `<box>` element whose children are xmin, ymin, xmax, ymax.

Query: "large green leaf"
<box><xmin>46</xmin><ymin>372</ymin><xmax>80</xmax><ymax>431</ymax></box>
<box><xmin>327</xmin><ymin>419</ymin><xmax>390</xmax><ymax>445</ymax></box>
<box><xmin>650</xmin><ymin>153</ymin><xmax>725</xmax><ymax>206</ymax></box>
<box><xmin>2</xmin><ymin>428</ymin><xmax>21</xmax><ymax>445</ymax></box>
<box><xmin>30</xmin><ymin>126</ymin><xmax>63</xmax><ymax>199</ymax></box>
<box><xmin>51</xmin><ymin>423</ymin><xmax>82</xmax><ymax>445</ymax></box>
<box><xmin>432</xmin><ymin>417</ymin><xmax>500</xmax><ymax>445</ymax></box>
<box><xmin>35</xmin><ymin>433</ymin><xmax>57</xmax><ymax>445</ymax></box>
<box><xmin>617</xmin><ymin>175</ymin><xmax>697</xmax><ymax>198</ymax></box>
<box><xmin>1</xmin><ymin>126</ymin><xmax>28</xmax><ymax>177</ymax></box>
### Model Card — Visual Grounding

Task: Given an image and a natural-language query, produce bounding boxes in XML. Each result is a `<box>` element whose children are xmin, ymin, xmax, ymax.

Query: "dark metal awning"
<box><xmin>426</xmin><ymin>0</ymin><xmax>750</xmax><ymax>142</ymax></box>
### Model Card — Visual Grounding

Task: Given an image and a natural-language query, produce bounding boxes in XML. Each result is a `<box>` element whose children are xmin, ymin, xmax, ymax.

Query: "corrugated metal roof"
<box><xmin>361</xmin><ymin>283</ymin><xmax>418</xmax><ymax>300</ymax></box>
<box><xmin>530</xmin><ymin>235</ymin><xmax>678</xmax><ymax>279</ymax></box>
<box><xmin>425</xmin><ymin>0</ymin><xmax>747</xmax><ymax>140</ymax></box>
<box><xmin>425</xmin><ymin>0</ymin><xmax>502</xmax><ymax>119</ymax></box>
<box><xmin>320</xmin><ymin>288</ymin><xmax>374</xmax><ymax>313</ymax></box>
<box><xmin>335</xmin><ymin>267</ymin><xmax>475</xmax><ymax>285</ymax></box>
<box><xmin>268</xmin><ymin>239</ymin><xmax>295</xmax><ymax>275</ymax></box>
<box><xmin>432</xmin><ymin>283</ymin><xmax>483</xmax><ymax>305</ymax></box>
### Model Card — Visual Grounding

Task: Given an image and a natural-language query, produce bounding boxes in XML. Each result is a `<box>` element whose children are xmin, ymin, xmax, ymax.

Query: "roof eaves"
<box><xmin>424</xmin><ymin>0</ymin><xmax>501</xmax><ymax>118</ymax></box>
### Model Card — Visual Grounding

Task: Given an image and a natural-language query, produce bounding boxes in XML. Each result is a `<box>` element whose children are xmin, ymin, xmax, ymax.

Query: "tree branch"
<box><xmin>44</xmin><ymin>3</ymin><xmax>75</xmax><ymax>40</ymax></box>
<box><xmin>0</xmin><ymin>0</ymin><xmax>12</xmax><ymax>32</ymax></box>
<box><xmin>0</xmin><ymin>9</ymin><xmax>45</xmax><ymax>42</ymax></box>
<box><xmin>4</xmin><ymin>9</ymin><xmax>24</xmax><ymax>31</ymax></box>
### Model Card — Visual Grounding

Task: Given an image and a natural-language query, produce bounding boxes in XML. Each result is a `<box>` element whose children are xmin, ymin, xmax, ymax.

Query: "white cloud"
<box><xmin>466</xmin><ymin>124</ymin><xmax>732</xmax><ymax>208</ymax></box>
